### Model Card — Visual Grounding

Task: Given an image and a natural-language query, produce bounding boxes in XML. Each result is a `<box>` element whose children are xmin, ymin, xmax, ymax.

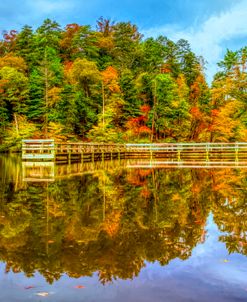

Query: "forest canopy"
<box><xmin>0</xmin><ymin>18</ymin><xmax>246</xmax><ymax>150</ymax></box>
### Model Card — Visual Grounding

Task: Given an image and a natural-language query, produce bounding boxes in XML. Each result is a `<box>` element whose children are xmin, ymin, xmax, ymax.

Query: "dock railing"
<box><xmin>22</xmin><ymin>140</ymin><xmax>247</xmax><ymax>163</ymax></box>
<box><xmin>126</xmin><ymin>142</ymin><xmax>247</xmax><ymax>162</ymax></box>
<box><xmin>22</xmin><ymin>139</ymin><xmax>55</xmax><ymax>160</ymax></box>
<box><xmin>22</xmin><ymin>140</ymin><xmax>127</xmax><ymax>161</ymax></box>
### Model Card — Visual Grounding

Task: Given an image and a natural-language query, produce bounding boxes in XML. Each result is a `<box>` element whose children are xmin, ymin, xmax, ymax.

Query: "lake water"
<box><xmin>0</xmin><ymin>155</ymin><xmax>247</xmax><ymax>301</ymax></box>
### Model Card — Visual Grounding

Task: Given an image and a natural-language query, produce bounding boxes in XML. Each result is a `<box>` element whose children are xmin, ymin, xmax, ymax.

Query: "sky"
<box><xmin>1</xmin><ymin>0</ymin><xmax>246</xmax><ymax>82</ymax></box>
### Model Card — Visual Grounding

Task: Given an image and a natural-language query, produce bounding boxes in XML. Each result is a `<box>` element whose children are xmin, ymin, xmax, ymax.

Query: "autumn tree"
<box><xmin>209</xmin><ymin>47</ymin><xmax>247</xmax><ymax>141</ymax></box>
<box><xmin>88</xmin><ymin>66</ymin><xmax>124</xmax><ymax>141</ymax></box>
<box><xmin>151</xmin><ymin>73</ymin><xmax>190</xmax><ymax>141</ymax></box>
<box><xmin>0</xmin><ymin>66</ymin><xmax>29</xmax><ymax>135</ymax></box>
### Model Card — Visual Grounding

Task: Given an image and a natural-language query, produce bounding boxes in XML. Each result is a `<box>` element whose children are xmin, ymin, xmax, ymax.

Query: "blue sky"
<box><xmin>1</xmin><ymin>0</ymin><xmax>246</xmax><ymax>81</ymax></box>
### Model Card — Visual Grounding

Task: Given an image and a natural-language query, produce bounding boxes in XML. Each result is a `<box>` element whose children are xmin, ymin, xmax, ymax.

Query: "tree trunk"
<box><xmin>14</xmin><ymin>113</ymin><xmax>19</xmax><ymax>136</ymax></box>
<box><xmin>151</xmin><ymin>79</ymin><xmax>157</xmax><ymax>142</ymax></box>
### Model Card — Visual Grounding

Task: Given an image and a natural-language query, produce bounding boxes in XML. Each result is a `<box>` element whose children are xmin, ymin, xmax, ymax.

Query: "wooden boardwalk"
<box><xmin>22</xmin><ymin>139</ymin><xmax>126</xmax><ymax>163</ymax></box>
<box><xmin>22</xmin><ymin>140</ymin><xmax>247</xmax><ymax>164</ymax></box>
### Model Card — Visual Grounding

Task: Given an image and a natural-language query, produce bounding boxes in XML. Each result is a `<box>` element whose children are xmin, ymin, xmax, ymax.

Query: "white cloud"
<box><xmin>143</xmin><ymin>0</ymin><xmax>247</xmax><ymax>82</ymax></box>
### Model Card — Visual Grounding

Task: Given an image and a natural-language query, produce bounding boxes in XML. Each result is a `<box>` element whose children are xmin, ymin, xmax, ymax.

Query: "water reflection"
<box><xmin>0</xmin><ymin>155</ymin><xmax>247</xmax><ymax>286</ymax></box>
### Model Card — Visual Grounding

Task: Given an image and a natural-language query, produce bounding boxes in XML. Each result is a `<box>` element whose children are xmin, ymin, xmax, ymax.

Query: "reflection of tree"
<box><xmin>0</xmin><ymin>155</ymin><xmax>25</xmax><ymax>202</ymax></box>
<box><xmin>1</xmin><ymin>158</ymin><xmax>247</xmax><ymax>284</ymax></box>
<box><xmin>211</xmin><ymin>169</ymin><xmax>247</xmax><ymax>255</ymax></box>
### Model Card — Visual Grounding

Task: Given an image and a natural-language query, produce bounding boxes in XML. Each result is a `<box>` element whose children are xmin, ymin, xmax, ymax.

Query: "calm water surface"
<box><xmin>0</xmin><ymin>155</ymin><xmax>247</xmax><ymax>301</ymax></box>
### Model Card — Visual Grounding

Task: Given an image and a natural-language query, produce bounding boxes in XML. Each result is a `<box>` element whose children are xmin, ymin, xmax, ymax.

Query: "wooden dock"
<box><xmin>22</xmin><ymin>139</ymin><xmax>126</xmax><ymax>163</ymax></box>
<box><xmin>22</xmin><ymin>140</ymin><xmax>247</xmax><ymax>164</ymax></box>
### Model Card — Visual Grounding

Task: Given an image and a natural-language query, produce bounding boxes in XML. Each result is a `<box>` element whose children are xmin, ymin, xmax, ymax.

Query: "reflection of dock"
<box><xmin>22</xmin><ymin>162</ymin><xmax>55</xmax><ymax>182</ymax></box>
<box><xmin>22</xmin><ymin>158</ymin><xmax>247</xmax><ymax>182</ymax></box>
<box><xmin>22</xmin><ymin>160</ymin><xmax>125</xmax><ymax>182</ymax></box>
<box><xmin>127</xmin><ymin>160</ymin><xmax>247</xmax><ymax>169</ymax></box>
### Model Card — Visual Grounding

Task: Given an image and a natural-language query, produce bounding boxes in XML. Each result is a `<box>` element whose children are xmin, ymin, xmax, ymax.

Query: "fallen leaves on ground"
<box><xmin>24</xmin><ymin>286</ymin><xmax>35</xmax><ymax>290</ymax></box>
<box><xmin>220</xmin><ymin>259</ymin><xmax>230</xmax><ymax>263</ymax></box>
<box><xmin>36</xmin><ymin>292</ymin><xmax>49</xmax><ymax>297</ymax></box>
<box><xmin>74</xmin><ymin>285</ymin><xmax>85</xmax><ymax>289</ymax></box>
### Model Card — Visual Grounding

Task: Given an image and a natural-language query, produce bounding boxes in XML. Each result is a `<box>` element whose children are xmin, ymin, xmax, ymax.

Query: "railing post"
<box><xmin>92</xmin><ymin>145</ymin><xmax>94</xmax><ymax>163</ymax></box>
<box><xmin>235</xmin><ymin>143</ymin><xmax>239</xmax><ymax>163</ymax></box>
<box><xmin>102</xmin><ymin>144</ymin><xmax>104</xmax><ymax>163</ymax></box>
<box><xmin>68</xmin><ymin>144</ymin><xmax>71</xmax><ymax>164</ymax></box>
<box><xmin>118</xmin><ymin>145</ymin><xmax>121</xmax><ymax>161</ymax></box>
<box><xmin>111</xmin><ymin>147</ymin><xmax>113</xmax><ymax>161</ymax></box>
<box><xmin>22</xmin><ymin>140</ymin><xmax>26</xmax><ymax>159</ymax></box>
<box><xmin>206</xmin><ymin>144</ymin><xmax>209</xmax><ymax>162</ymax></box>
<box><xmin>52</xmin><ymin>142</ymin><xmax>55</xmax><ymax>161</ymax></box>
<box><xmin>177</xmin><ymin>144</ymin><xmax>182</xmax><ymax>162</ymax></box>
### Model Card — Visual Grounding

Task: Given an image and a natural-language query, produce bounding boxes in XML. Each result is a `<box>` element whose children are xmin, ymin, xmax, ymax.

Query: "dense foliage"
<box><xmin>0</xmin><ymin>19</ymin><xmax>246</xmax><ymax>149</ymax></box>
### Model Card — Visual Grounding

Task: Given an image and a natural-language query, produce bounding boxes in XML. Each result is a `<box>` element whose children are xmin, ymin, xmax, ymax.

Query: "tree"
<box><xmin>0</xmin><ymin>30</ymin><xmax>18</xmax><ymax>55</ymax></box>
<box><xmin>142</xmin><ymin>36</ymin><xmax>168</xmax><ymax>72</ymax></box>
<box><xmin>120</xmin><ymin>70</ymin><xmax>142</xmax><ymax>122</ymax></box>
<box><xmin>176</xmin><ymin>39</ymin><xmax>201</xmax><ymax>86</ymax></box>
<box><xmin>88</xmin><ymin>66</ymin><xmax>124</xmax><ymax>142</ymax></box>
<box><xmin>151</xmin><ymin>73</ymin><xmax>190</xmax><ymax>141</ymax></box>
<box><xmin>0</xmin><ymin>54</ymin><xmax>27</xmax><ymax>72</ymax></box>
<box><xmin>64</xmin><ymin>58</ymin><xmax>101</xmax><ymax>137</ymax></box>
<box><xmin>69</xmin><ymin>58</ymin><xmax>101</xmax><ymax>97</ymax></box>
<box><xmin>28</xmin><ymin>47</ymin><xmax>63</xmax><ymax>135</ymax></box>
<box><xmin>0</xmin><ymin>66</ymin><xmax>29</xmax><ymax>134</ymax></box>
<box><xmin>60</xmin><ymin>23</ymin><xmax>81</xmax><ymax>61</ymax></box>
<box><xmin>112</xmin><ymin>22</ymin><xmax>143</xmax><ymax>70</ymax></box>
<box><xmin>15</xmin><ymin>25</ymin><xmax>36</xmax><ymax>68</ymax></box>
<box><xmin>72</xmin><ymin>26</ymin><xmax>99</xmax><ymax>60</ymax></box>
<box><xmin>209</xmin><ymin>47</ymin><xmax>247</xmax><ymax>142</ymax></box>
<box><xmin>35</xmin><ymin>19</ymin><xmax>62</xmax><ymax>53</ymax></box>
